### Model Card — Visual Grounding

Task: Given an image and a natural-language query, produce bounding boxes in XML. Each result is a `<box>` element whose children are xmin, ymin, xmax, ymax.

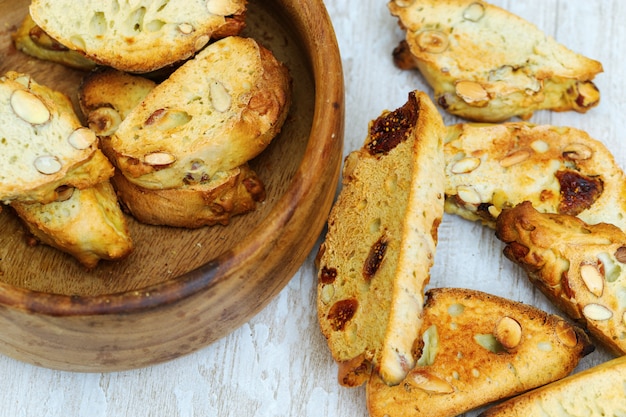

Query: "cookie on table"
<box><xmin>443</xmin><ymin>122</ymin><xmax>626</xmax><ymax>232</ymax></box>
<box><xmin>367</xmin><ymin>287</ymin><xmax>593</xmax><ymax>417</ymax></box>
<box><xmin>316</xmin><ymin>90</ymin><xmax>446</xmax><ymax>387</ymax></box>
<box><xmin>478</xmin><ymin>354</ymin><xmax>626</xmax><ymax>417</ymax></box>
<box><xmin>496</xmin><ymin>200</ymin><xmax>626</xmax><ymax>356</ymax></box>
<box><xmin>388</xmin><ymin>0</ymin><xmax>602</xmax><ymax>122</ymax></box>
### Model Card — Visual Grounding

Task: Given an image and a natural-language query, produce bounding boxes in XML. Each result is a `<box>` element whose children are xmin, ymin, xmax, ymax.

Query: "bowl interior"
<box><xmin>0</xmin><ymin>0</ymin><xmax>315</xmax><ymax>296</ymax></box>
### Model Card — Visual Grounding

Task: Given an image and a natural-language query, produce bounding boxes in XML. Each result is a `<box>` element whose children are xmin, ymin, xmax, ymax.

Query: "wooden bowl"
<box><xmin>0</xmin><ymin>0</ymin><xmax>344</xmax><ymax>371</ymax></box>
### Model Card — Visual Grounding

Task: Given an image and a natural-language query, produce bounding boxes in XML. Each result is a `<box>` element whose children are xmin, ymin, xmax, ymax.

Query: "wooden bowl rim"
<box><xmin>0</xmin><ymin>0</ymin><xmax>344</xmax><ymax>318</ymax></box>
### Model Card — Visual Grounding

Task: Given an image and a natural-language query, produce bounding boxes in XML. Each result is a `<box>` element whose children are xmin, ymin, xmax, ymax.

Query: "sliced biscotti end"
<box><xmin>0</xmin><ymin>71</ymin><xmax>112</xmax><ymax>204</ymax></box>
<box><xmin>377</xmin><ymin>91</ymin><xmax>446</xmax><ymax>386</ymax></box>
<box><xmin>29</xmin><ymin>0</ymin><xmax>247</xmax><ymax>73</ymax></box>
<box><xmin>478</xmin><ymin>354</ymin><xmax>626</xmax><ymax>417</ymax></box>
<box><xmin>317</xmin><ymin>90</ymin><xmax>445</xmax><ymax>387</ymax></box>
<box><xmin>496</xmin><ymin>201</ymin><xmax>626</xmax><ymax>356</ymax></box>
<box><xmin>109</xmin><ymin>36</ymin><xmax>291</xmax><ymax>190</ymax></box>
<box><xmin>388</xmin><ymin>0</ymin><xmax>602</xmax><ymax>122</ymax></box>
<box><xmin>12</xmin><ymin>181</ymin><xmax>133</xmax><ymax>269</ymax></box>
<box><xmin>111</xmin><ymin>163</ymin><xmax>265</xmax><ymax>228</ymax></box>
<box><xmin>366</xmin><ymin>287</ymin><xmax>594</xmax><ymax>417</ymax></box>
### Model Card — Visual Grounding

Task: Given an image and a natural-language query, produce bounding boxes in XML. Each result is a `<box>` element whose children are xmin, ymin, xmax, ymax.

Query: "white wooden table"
<box><xmin>0</xmin><ymin>1</ymin><xmax>623</xmax><ymax>416</ymax></box>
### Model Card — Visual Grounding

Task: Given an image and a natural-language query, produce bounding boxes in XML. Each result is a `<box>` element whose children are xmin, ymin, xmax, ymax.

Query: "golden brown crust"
<box><xmin>317</xmin><ymin>91</ymin><xmax>446</xmax><ymax>387</ymax></box>
<box><xmin>496</xmin><ymin>201</ymin><xmax>626</xmax><ymax>355</ymax></box>
<box><xmin>388</xmin><ymin>0</ymin><xmax>603</xmax><ymax>122</ymax></box>
<box><xmin>366</xmin><ymin>287</ymin><xmax>593</xmax><ymax>417</ymax></box>
<box><xmin>111</xmin><ymin>163</ymin><xmax>265</xmax><ymax>228</ymax></box>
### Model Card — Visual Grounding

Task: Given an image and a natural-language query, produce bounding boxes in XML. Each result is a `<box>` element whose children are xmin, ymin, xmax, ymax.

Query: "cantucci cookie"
<box><xmin>11</xmin><ymin>181</ymin><xmax>133</xmax><ymax>269</ymax></box>
<box><xmin>29</xmin><ymin>0</ymin><xmax>247</xmax><ymax>73</ymax></box>
<box><xmin>79</xmin><ymin>68</ymin><xmax>267</xmax><ymax>228</ymax></box>
<box><xmin>108</xmin><ymin>36</ymin><xmax>291</xmax><ymax>190</ymax></box>
<box><xmin>316</xmin><ymin>91</ymin><xmax>446</xmax><ymax>387</ymax></box>
<box><xmin>388</xmin><ymin>0</ymin><xmax>602</xmax><ymax>122</ymax></box>
<box><xmin>0</xmin><ymin>71</ymin><xmax>113</xmax><ymax>204</ymax></box>
<box><xmin>496</xmin><ymin>201</ymin><xmax>626</xmax><ymax>355</ymax></box>
<box><xmin>12</xmin><ymin>13</ymin><xmax>97</xmax><ymax>71</ymax></box>
<box><xmin>110</xmin><ymin>164</ymin><xmax>264</xmax><ymax>228</ymax></box>
<box><xmin>367</xmin><ymin>287</ymin><xmax>593</xmax><ymax>417</ymax></box>
<box><xmin>444</xmin><ymin>122</ymin><xmax>626</xmax><ymax>231</ymax></box>
<box><xmin>478</xmin><ymin>355</ymin><xmax>626</xmax><ymax>417</ymax></box>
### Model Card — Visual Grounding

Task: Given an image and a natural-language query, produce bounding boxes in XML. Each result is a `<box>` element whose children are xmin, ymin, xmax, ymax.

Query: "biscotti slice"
<box><xmin>316</xmin><ymin>91</ymin><xmax>446</xmax><ymax>387</ymax></box>
<box><xmin>29</xmin><ymin>0</ymin><xmax>247</xmax><ymax>73</ymax></box>
<box><xmin>0</xmin><ymin>71</ymin><xmax>113</xmax><ymax>204</ymax></box>
<box><xmin>108</xmin><ymin>36</ymin><xmax>291</xmax><ymax>190</ymax></box>
<box><xmin>79</xmin><ymin>68</ymin><xmax>267</xmax><ymax>227</ymax></box>
<box><xmin>367</xmin><ymin>287</ymin><xmax>594</xmax><ymax>417</ymax></box>
<box><xmin>110</xmin><ymin>163</ymin><xmax>264</xmax><ymax>228</ymax></box>
<box><xmin>12</xmin><ymin>13</ymin><xmax>97</xmax><ymax>71</ymax></box>
<box><xmin>444</xmin><ymin>122</ymin><xmax>626</xmax><ymax>231</ymax></box>
<box><xmin>11</xmin><ymin>181</ymin><xmax>133</xmax><ymax>269</ymax></box>
<box><xmin>496</xmin><ymin>201</ymin><xmax>626</xmax><ymax>355</ymax></box>
<box><xmin>478</xmin><ymin>355</ymin><xmax>626</xmax><ymax>417</ymax></box>
<box><xmin>388</xmin><ymin>0</ymin><xmax>603</xmax><ymax>122</ymax></box>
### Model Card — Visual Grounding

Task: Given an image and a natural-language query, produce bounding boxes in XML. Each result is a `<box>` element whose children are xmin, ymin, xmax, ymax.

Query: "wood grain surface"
<box><xmin>0</xmin><ymin>0</ymin><xmax>623</xmax><ymax>416</ymax></box>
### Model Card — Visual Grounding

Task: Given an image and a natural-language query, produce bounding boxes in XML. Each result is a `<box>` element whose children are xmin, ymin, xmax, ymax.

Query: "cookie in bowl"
<box><xmin>29</xmin><ymin>0</ymin><xmax>247</xmax><ymax>73</ymax></box>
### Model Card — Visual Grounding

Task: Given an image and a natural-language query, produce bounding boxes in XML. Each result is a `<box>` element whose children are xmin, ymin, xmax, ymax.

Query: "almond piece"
<box><xmin>455</xmin><ymin>81</ymin><xmax>489</xmax><ymax>105</ymax></box>
<box><xmin>409</xmin><ymin>370</ymin><xmax>454</xmax><ymax>394</ymax></box>
<box><xmin>34</xmin><ymin>155</ymin><xmax>62</xmax><ymax>175</ymax></box>
<box><xmin>463</xmin><ymin>2</ymin><xmax>486</xmax><ymax>22</ymax></box>
<box><xmin>555</xmin><ymin>320</ymin><xmax>578</xmax><ymax>348</ymax></box>
<box><xmin>68</xmin><ymin>128</ymin><xmax>96</xmax><ymax>150</ymax></box>
<box><xmin>210</xmin><ymin>80</ymin><xmax>232</xmax><ymax>113</ymax></box>
<box><xmin>580</xmin><ymin>263</ymin><xmax>604</xmax><ymax>297</ymax></box>
<box><xmin>615</xmin><ymin>246</ymin><xmax>626</xmax><ymax>263</ymax></box>
<box><xmin>206</xmin><ymin>0</ymin><xmax>242</xmax><ymax>16</ymax></box>
<box><xmin>416</xmin><ymin>30</ymin><xmax>449</xmax><ymax>54</ymax></box>
<box><xmin>55</xmin><ymin>186</ymin><xmax>75</xmax><ymax>202</ymax></box>
<box><xmin>457</xmin><ymin>185</ymin><xmax>482</xmax><ymax>205</ymax></box>
<box><xmin>144</xmin><ymin>109</ymin><xmax>191</xmax><ymax>131</ymax></box>
<box><xmin>177</xmin><ymin>23</ymin><xmax>194</xmax><ymax>34</ymax></box>
<box><xmin>88</xmin><ymin>107</ymin><xmax>122</xmax><ymax>137</ymax></box>
<box><xmin>582</xmin><ymin>303</ymin><xmax>613</xmax><ymax>321</ymax></box>
<box><xmin>10</xmin><ymin>89</ymin><xmax>50</xmax><ymax>125</ymax></box>
<box><xmin>499</xmin><ymin>150</ymin><xmax>530</xmax><ymax>168</ymax></box>
<box><xmin>144</xmin><ymin>152</ymin><xmax>176</xmax><ymax>166</ymax></box>
<box><xmin>194</xmin><ymin>35</ymin><xmax>210</xmax><ymax>51</ymax></box>
<box><xmin>494</xmin><ymin>316</ymin><xmax>522</xmax><ymax>350</ymax></box>
<box><xmin>575</xmin><ymin>81</ymin><xmax>600</xmax><ymax>109</ymax></box>
<box><xmin>450</xmin><ymin>157</ymin><xmax>481</xmax><ymax>174</ymax></box>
